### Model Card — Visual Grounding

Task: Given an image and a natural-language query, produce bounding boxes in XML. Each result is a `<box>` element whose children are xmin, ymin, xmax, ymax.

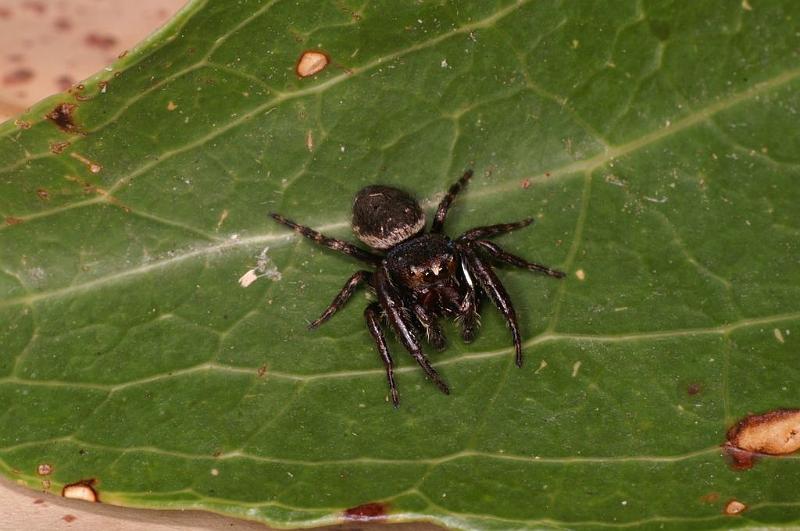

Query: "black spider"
<box><xmin>270</xmin><ymin>170</ymin><xmax>565</xmax><ymax>406</ymax></box>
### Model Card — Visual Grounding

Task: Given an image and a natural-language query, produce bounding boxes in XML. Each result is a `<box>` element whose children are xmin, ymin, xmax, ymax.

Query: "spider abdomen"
<box><xmin>352</xmin><ymin>185</ymin><xmax>425</xmax><ymax>250</ymax></box>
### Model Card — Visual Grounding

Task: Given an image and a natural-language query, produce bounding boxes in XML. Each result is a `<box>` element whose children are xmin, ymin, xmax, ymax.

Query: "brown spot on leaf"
<box><xmin>3</xmin><ymin>68</ymin><xmax>34</xmax><ymax>85</ymax></box>
<box><xmin>62</xmin><ymin>479</ymin><xmax>98</xmax><ymax>502</ymax></box>
<box><xmin>296</xmin><ymin>50</ymin><xmax>330</xmax><ymax>78</ymax></box>
<box><xmin>727</xmin><ymin>409</ymin><xmax>800</xmax><ymax>453</ymax></box>
<box><xmin>85</xmin><ymin>33</ymin><xmax>117</xmax><ymax>50</ymax></box>
<box><xmin>724</xmin><ymin>499</ymin><xmax>747</xmax><ymax>515</ymax></box>
<box><xmin>521</xmin><ymin>178</ymin><xmax>531</xmax><ymax>189</ymax></box>
<box><xmin>699</xmin><ymin>492</ymin><xmax>720</xmax><ymax>504</ymax></box>
<box><xmin>14</xmin><ymin>119</ymin><xmax>31</xmax><ymax>129</ymax></box>
<box><xmin>724</xmin><ymin>408</ymin><xmax>800</xmax><ymax>469</ymax></box>
<box><xmin>50</xmin><ymin>141</ymin><xmax>70</xmax><ymax>154</ymax></box>
<box><xmin>36</xmin><ymin>463</ymin><xmax>53</xmax><ymax>475</ymax></box>
<box><xmin>687</xmin><ymin>382</ymin><xmax>702</xmax><ymax>395</ymax></box>
<box><xmin>62</xmin><ymin>514</ymin><xmax>77</xmax><ymax>523</ymax></box>
<box><xmin>36</xmin><ymin>188</ymin><xmax>50</xmax><ymax>201</ymax></box>
<box><xmin>5</xmin><ymin>217</ymin><xmax>23</xmax><ymax>226</ymax></box>
<box><xmin>257</xmin><ymin>365</ymin><xmax>268</xmax><ymax>378</ymax></box>
<box><xmin>167</xmin><ymin>100</ymin><xmax>178</xmax><ymax>111</ymax></box>
<box><xmin>118</xmin><ymin>50</ymin><xmax>128</xmax><ymax>59</ymax></box>
<box><xmin>343</xmin><ymin>502</ymin><xmax>389</xmax><ymax>521</ymax></box>
<box><xmin>46</xmin><ymin>103</ymin><xmax>79</xmax><ymax>133</ymax></box>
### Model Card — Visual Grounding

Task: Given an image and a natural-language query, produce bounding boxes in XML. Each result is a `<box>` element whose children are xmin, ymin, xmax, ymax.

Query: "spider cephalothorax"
<box><xmin>270</xmin><ymin>170</ymin><xmax>565</xmax><ymax>406</ymax></box>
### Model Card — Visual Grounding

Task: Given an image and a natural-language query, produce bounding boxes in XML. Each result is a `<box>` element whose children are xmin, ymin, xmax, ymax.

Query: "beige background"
<box><xmin>0</xmin><ymin>1</ymin><xmax>436</xmax><ymax>529</ymax></box>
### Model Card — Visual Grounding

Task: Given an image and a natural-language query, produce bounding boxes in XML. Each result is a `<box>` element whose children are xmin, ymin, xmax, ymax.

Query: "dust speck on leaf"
<box><xmin>534</xmin><ymin>359</ymin><xmax>547</xmax><ymax>374</ymax></box>
<box><xmin>724</xmin><ymin>408</ymin><xmax>800</xmax><ymax>469</ymax></box>
<box><xmin>774</xmin><ymin>328</ymin><xmax>785</xmax><ymax>343</ymax></box>
<box><xmin>167</xmin><ymin>100</ymin><xmax>178</xmax><ymax>111</ymax></box>
<box><xmin>239</xmin><ymin>246</ymin><xmax>281</xmax><ymax>287</ymax></box>
<box><xmin>296</xmin><ymin>50</ymin><xmax>330</xmax><ymax>77</ymax></box>
<box><xmin>343</xmin><ymin>502</ymin><xmax>389</xmax><ymax>521</ymax></box>
<box><xmin>61</xmin><ymin>479</ymin><xmax>99</xmax><ymax>502</ymax></box>
<box><xmin>571</xmin><ymin>361</ymin><xmax>582</xmax><ymax>377</ymax></box>
<box><xmin>725</xmin><ymin>499</ymin><xmax>747</xmax><ymax>515</ymax></box>
<box><xmin>210</xmin><ymin>468</ymin><xmax>219</xmax><ymax>476</ymax></box>
<box><xmin>741</xmin><ymin>0</ymin><xmax>752</xmax><ymax>10</ymax></box>
<box><xmin>575</xmin><ymin>269</ymin><xmax>586</xmax><ymax>281</ymax></box>
<box><xmin>45</xmin><ymin>103</ymin><xmax>79</xmax><ymax>133</ymax></box>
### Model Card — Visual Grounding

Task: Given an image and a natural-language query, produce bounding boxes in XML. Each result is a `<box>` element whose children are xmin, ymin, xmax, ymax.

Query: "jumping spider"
<box><xmin>270</xmin><ymin>170</ymin><xmax>564</xmax><ymax>406</ymax></box>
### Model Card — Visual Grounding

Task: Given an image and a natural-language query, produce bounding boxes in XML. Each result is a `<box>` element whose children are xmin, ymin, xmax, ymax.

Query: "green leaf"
<box><xmin>1</xmin><ymin>0</ymin><xmax>799</xmax><ymax>528</ymax></box>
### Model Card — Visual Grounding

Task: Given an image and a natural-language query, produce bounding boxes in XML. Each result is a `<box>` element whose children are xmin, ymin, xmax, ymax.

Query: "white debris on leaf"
<box><xmin>239</xmin><ymin>246</ymin><xmax>282</xmax><ymax>287</ymax></box>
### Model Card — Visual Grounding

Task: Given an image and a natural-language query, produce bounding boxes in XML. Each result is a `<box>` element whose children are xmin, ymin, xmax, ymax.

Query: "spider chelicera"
<box><xmin>270</xmin><ymin>169</ymin><xmax>565</xmax><ymax>406</ymax></box>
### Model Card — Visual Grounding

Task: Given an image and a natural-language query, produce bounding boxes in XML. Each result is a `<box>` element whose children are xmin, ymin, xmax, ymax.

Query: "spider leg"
<box><xmin>474</xmin><ymin>240</ymin><xmax>566</xmax><ymax>279</ymax></box>
<box><xmin>375</xmin><ymin>267</ymin><xmax>450</xmax><ymax>395</ymax></box>
<box><xmin>459</xmin><ymin>242</ymin><xmax>525</xmax><ymax>368</ymax></box>
<box><xmin>413</xmin><ymin>303</ymin><xmax>447</xmax><ymax>351</ymax></box>
<box><xmin>459</xmin><ymin>218</ymin><xmax>534</xmax><ymax>240</ymax></box>
<box><xmin>270</xmin><ymin>213</ymin><xmax>381</xmax><ymax>265</ymax></box>
<box><xmin>431</xmin><ymin>169</ymin><xmax>473</xmax><ymax>233</ymax></box>
<box><xmin>308</xmin><ymin>270</ymin><xmax>373</xmax><ymax>329</ymax></box>
<box><xmin>364</xmin><ymin>303</ymin><xmax>400</xmax><ymax>407</ymax></box>
<box><xmin>457</xmin><ymin>256</ymin><xmax>481</xmax><ymax>342</ymax></box>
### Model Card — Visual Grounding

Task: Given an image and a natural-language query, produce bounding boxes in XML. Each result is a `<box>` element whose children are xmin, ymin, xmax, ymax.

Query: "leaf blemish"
<box><xmin>296</xmin><ymin>50</ymin><xmax>330</xmax><ymax>78</ymax></box>
<box><xmin>725</xmin><ymin>499</ymin><xmax>747</xmax><ymax>515</ymax></box>
<box><xmin>50</xmin><ymin>141</ymin><xmax>70</xmax><ymax>154</ymax></box>
<box><xmin>687</xmin><ymin>383</ymin><xmax>702</xmax><ymax>395</ymax></box>
<box><xmin>343</xmin><ymin>502</ymin><xmax>389</xmax><ymax>521</ymax></box>
<box><xmin>724</xmin><ymin>408</ymin><xmax>800</xmax><ymax>469</ymax></box>
<box><xmin>36</xmin><ymin>463</ymin><xmax>53</xmax><ymax>476</ymax></box>
<box><xmin>61</xmin><ymin>478</ymin><xmax>99</xmax><ymax>502</ymax></box>
<box><xmin>45</xmin><ymin>102</ymin><xmax>80</xmax><ymax>133</ymax></box>
<box><xmin>69</xmin><ymin>152</ymin><xmax>102</xmax><ymax>174</ymax></box>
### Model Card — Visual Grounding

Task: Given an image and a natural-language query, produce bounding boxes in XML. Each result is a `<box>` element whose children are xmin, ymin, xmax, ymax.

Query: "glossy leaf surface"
<box><xmin>1</xmin><ymin>1</ymin><xmax>799</xmax><ymax>528</ymax></box>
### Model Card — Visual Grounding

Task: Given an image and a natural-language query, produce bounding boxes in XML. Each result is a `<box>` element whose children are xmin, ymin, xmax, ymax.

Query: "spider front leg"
<box><xmin>458</xmin><ymin>242</ymin><xmax>525</xmax><ymax>367</ymax></box>
<box><xmin>270</xmin><ymin>213</ymin><xmax>381</xmax><ymax>265</ymax></box>
<box><xmin>364</xmin><ymin>303</ymin><xmax>399</xmax><ymax>407</ymax></box>
<box><xmin>431</xmin><ymin>169</ymin><xmax>473</xmax><ymax>233</ymax></box>
<box><xmin>413</xmin><ymin>303</ymin><xmax>447</xmax><ymax>351</ymax></box>
<box><xmin>457</xmin><ymin>257</ymin><xmax>481</xmax><ymax>343</ymax></box>
<box><xmin>375</xmin><ymin>267</ymin><xmax>450</xmax><ymax>395</ymax></box>
<box><xmin>308</xmin><ymin>270</ymin><xmax>373</xmax><ymax>329</ymax></box>
<box><xmin>474</xmin><ymin>240</ymin><xmax>565</xmax><ymax>279</ymax></box>
<box><xmin>460</xmin><ymin>218</ymin><xmax>534</xmax><ymax>240</ymax></box>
